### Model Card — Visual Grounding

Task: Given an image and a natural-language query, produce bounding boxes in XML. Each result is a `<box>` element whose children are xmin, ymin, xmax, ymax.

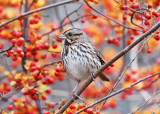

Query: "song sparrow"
<box><xmin>58</xmin><ymin>28</ymin><xmax>109</xmax><ymax>92</ymax></box>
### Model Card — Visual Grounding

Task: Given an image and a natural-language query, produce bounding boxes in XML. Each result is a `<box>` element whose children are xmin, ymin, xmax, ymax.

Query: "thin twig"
<box><xmin>0</xmin><ymin>0</ymin><xmax>76</xmax><ymax>27</ymax></box>
<box><xmin>42</xmin><ymin>61</ymin><xmax>61</xmax><ymax>68</ymax></box>
<box><xmin>58</xmin><ymin>21</ymin><xmax>160</xmax><ymax>114</ymax></box>
<box><xmin>0</xmin><ymin>45</ymin><xmax>14</xmax><ymax>54</ymax></box>
<box><xmin>83</xmin><ymin>0</ymin><xmax>140</xmax><ymax>31</ymax></box>
<box><xmin>28</xmin><ymin>0</ymin><xmax>36</xmax><ymax>9</ymax></box>
<box><xmin>100</xmin><ymin>28</ymin><xmax>155</xmax><ymax>111</ymax></box>
<box><xmin>131</xmin><ymin>8</ymin><xmax>150</xmax><ymax>29</ymax></box>
<box><xmin>138</xmin><ymin>76</ymin><xmax>160</xmax><ymax>90</ymax></box>
<box><xmin>60</xmin><ymin>3</ymin><xmax>83</xmax><ymax>31</ymax></box>
<box><xmin>131</xmin><ymin>89</ymin><xmax>160</xmax><ymax>114</ymax></box>
<box><xmin>152</xmin><ymin>102</ymin><xmax>160</xmax><ymax>114</ymax></box>
<box><xmin>76</xmin><ymin>72</ymin><xmax>160</xmax><ymax>113</ymax></box>
<box><xmin>64</xmin><ymin>5</ymin><xmax>74</xmax><ymax>28</ymax></box>
<box><xmin>41</xmin><ymin>14</ymin><xmax>91</xmax><ymax>37</ymax></box>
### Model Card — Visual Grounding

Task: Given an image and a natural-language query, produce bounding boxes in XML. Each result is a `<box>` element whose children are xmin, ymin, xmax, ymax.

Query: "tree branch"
<box><xmin>58</xmin><ymin>22</ymin><xmax>160</xmax><ymax>113</ymax></box>
<box><xmin>0</xmin><ymin>45</ymin><xmax>14</xmax><ymax>54</ymax></box>
<box><xmin>76</xmin><ymin>72</ymin><xmax>160</xmax><ymax>113</ymax></box>
<box><xmin>0</xmin><ymin>0</ymin><xmax>76</xmax><ymax>27</ymax></box>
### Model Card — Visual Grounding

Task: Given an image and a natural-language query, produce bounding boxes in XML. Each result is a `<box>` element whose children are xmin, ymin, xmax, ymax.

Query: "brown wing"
<box><xmin>96</xmin><ymin>50</ymin><xmax>110</xmax><ymax>82</ymax></box>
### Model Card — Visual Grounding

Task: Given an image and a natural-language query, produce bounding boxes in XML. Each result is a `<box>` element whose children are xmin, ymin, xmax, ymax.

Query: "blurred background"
<box><xmin>0</xmin><ymin>0</ymin><xmax>160</xmax><ymax>114</ymax></box>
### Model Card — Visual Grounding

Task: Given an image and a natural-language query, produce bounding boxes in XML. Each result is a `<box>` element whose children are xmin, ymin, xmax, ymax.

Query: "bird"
<box><xmin>58</xmin><ymin>28</ymin><xmax>110</xmax><ymax>93</ymax></box>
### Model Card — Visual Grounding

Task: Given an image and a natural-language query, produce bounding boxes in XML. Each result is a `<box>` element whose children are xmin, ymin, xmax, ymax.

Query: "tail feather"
<box><xmin>99</xmin><ymin>73</ymin><xmax>110</xmax><ymax>82</ymax></box>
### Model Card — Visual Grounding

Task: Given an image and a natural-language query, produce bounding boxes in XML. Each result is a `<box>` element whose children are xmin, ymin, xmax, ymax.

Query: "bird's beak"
<box><xmin>57</xmin><ymin>34</ymin><xmax>66</xmax><ymax>39</ymax></box>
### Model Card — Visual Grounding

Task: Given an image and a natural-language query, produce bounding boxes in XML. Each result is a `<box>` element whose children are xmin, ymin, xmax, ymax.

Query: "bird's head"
<box><xmin>58</xmin><ymin>28</ymin><xmax>88</xmax><ymax>45</ymax></box>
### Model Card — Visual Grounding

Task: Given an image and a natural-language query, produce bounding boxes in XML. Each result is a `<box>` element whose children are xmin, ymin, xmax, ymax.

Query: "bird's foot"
<box><xmin>71</xmin><ymin>92</ymin><xmax>87</xmax><ymax>105</ymax></box>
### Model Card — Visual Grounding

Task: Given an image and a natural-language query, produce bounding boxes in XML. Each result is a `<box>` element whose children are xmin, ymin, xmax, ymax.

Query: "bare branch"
<box><xmin>132</xmin><ymin>89</ymin><xmax>160</xmax><ymax>114</ymax></box>
<box><xmin>76</xmin><ymin>72</ymin><xmax>160</xmax><ymax>113</ymax></box>
<box><xmin>0</xmin><ymin>45</ymin><xmax>14</xmax><ymax>54</ymax></box>
<box><xmin>0</xmin><ymin>0</ymin><xmax>76</xmax><ymax>27</ymax></box>
<box><xmin>41</xmin><ymin>14</ymin><xmax>91</xmax><ymax>37</ymax></box>
<box><xmin>152</xmin><ymin>102</ymin><xmax>160</xmax><ymax>114</ymax></box>
<box><xmin>42</xmin><ymin>61</ymin><xmax>61</xmax><ymax>68</ymax></box>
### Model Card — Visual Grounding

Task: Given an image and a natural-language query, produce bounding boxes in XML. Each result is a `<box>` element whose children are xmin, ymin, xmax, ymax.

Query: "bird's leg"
<box><xmin>71</xmin><ymin>82</ymin><xmax>87</xmax><ymax>105</ymax></box>
<box><xmin>72</xmin><ymin>82</ymin><xmax>79</xmax><ymax>94</ymax></box>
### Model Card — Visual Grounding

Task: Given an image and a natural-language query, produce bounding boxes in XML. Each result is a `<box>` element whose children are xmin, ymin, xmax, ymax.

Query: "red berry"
<box><xmin>142</xmin><ymin>29</ymin><xmax>147</xmax><ymax>33</ymax></box>
<box><xmin>16</xmin><ymin>47</ymin><xmax>22</xmax><ymax>53</ymax></box>
<box><xmin>156</xmin><ymin>31</ymin><xmax>159</xmax><ymax>34</ymax></box>
<box><xmin>34</xmin><ymin>18</ymin><xmax>39</xmax><ymax>24</ymax></box>
<box><xmin>125</xmin><ymin>74</ymin><xmax>131</xmax><ymax>81</ymax></box>
<box><xmin>52</xmin><ymin>43</ymin><xmax>58</xmax><ymax>49</ymax></box>
<box><xmin>37</xmin><ymin>35</ymin><xmax>41</xmax><ymax>40</ymax></box>
<box><xmin>56</xmin><ymin>37</ymin><xmax>62</xmax><ymax>42</ymax></box>
<box><xmin>26</xmin><ymin>46</ymin><xmax>32</xmax><ymax>51</ymax></box>
<box><xmin>134</xmin><ymin>3</ymin><xmax>139</xmax><ymax>9</ymax></box>
<box><xmin>122</xmin><ymin>15</ymin><xmax>127</xmax><ymax>20</ymax></box>
<box><xmin>154</xmin><ymin>35</ymin><xmax>160</xmax><ymax>41</ymax></box>
<box><xmin>55</xmin><ymin>66</ymin><xmax>61</xmax><ymax>72</ymax></box>
<box><xmin>130</xmin><ymin>34</ymin><xmax>134</xmax><ymax>40</ymax></box>
<box><xmin>54</xmin><ymin>71</ymin><xmax>60</xmax><ymax>77</ymax></box>
<box><xmin>52</xmin><ymin>52</ymin><xmax>57</xmax><ymax>58</ymax></box>
<box><xmin>43</xmin><ymin>111</ymin><xmax>49</xmax><ymax>114</ymax></box>
<box><xmin>11</xmin><ymin>39</ymin><xmax>17</xmax><ymax>44</ymax></box>
<box><xmin>92</xmin><ymin>14</ymin><xmax>98</xmax><ymax>19</ymax></box>
<box><xmin>48</xmin><ymin>78</ymin><xmax>54</xmax><ymax>84</ymax></box>
<box><xmin>30</xmin><ymin>62</ymin><xmax>36</xmax><ymax>67</ymax></box>
<box><xmin>6</xmin><ymin>53</ymin><xmax>10</xmax><ymax>57</ymax></box>
<box><xmin>29</xmin><ymin>66</ymin><xmax>37</xmax><ymax>72</ymax></box>
<box><xmin>51</xmin><ymin>26</ymin><xmax>56</xmax><ymax>31</ymax></box>
<box><xmin>69</xmin><ymin>104</ymin><xmax>76</xmax><ymax>110</ymax></box>
<box><xmin>18</xmin><ymin>37</ymin><xmax>24</xmax><ymax>44</ymax></box>
<box><xmin>44</xmin><ymin>43</ymin><xmax>50</xmax><ymax>49</ymax></box>
<box><xmin>152</xmin><ymin>11</ymin><xmax>158</xmax><ymax>17</ymax></box>
<box><xmin>120</xmin><ymin>93</ymin><xmax>126</xmax><ymax>99</ymax></box>
<box><xmin>107</xmin><ymin>39</ymin><xmax>112</xmax><ymax>44</ymax></box>
<box><xmin>68</xmin><ymin>111</ymin><xmax>73</xmax><ymax>114</ymax></box>
<box><xmin>113</xmin><ymin>39</ymin><xmax>120</xmax><ymax>46</ymax></box>
<box><xmin>81</xmin><ymin>19</ymin><xmax>85</xmax><ymax>23</ymax></box>
<box><xmin>50</xmin><ymin>102</ymin><xmax>55</xmax><ymax>108</ymax></box>
<box><xmin>3</xmin><ymin>80</ymin><xmax>8</xmax><ymax>86</ymax></box>
<box><xmin>36</xmin><ymin>65</ymin><xmax>42</xmax><ymax>70</ymax></box>
<box><xmin>148</xmin><ymin>4</ymin><xmax>152</xmax><ymax>9</ymax></box>
<box><xmin>7</xmin><ymin>104</ymin><xmax>14</xmax><ymax>110</ymax></box>
<box><xmin>12</xmin><ymin>55</ymin><xmax>17</xmax><ymax>61</ymax></box>
<box><xmin>19</xmin><ymin>52</ymin><xmax>24</xmax><ymax>57</ymax></box>
<box><xmin>45</xmin><ymin>88</ymin><xmax>51</xmax><ymax>94</ymax></box>
<box><xmin>110</xmin><ymin>64</ymin><xmax>114</xmax><ymax>67</ymax></box>
<box><xmin>41</xmin><ymin>54</ymin><xmax>46</xmax><ymax>59</ymax></box>
<box><xmin>4</xmin><ymin>24</ymin><xmax>10</xmax><ymax>29</ymax></box>
<box><xmin>109</xmin><ymin>102</ymin><xmax>117</xmax><ymax>108</ymax></box>
<box><xmin>8</xmin><ymin>50</ymin><xmax>14</xmax><ymax>55</ymax></box>
<box><xmin>128</xmin><ymin>10</ymin><xmax>133</xmax><ymax>16</ymax></box>
<box><xmin>31</xmin><ymin>94</ymin><xmax>37</xmax><ymax>100</ymax></box>
<box><xmin>120</xmin><ymin>5</ymin><xmax>127</xmax><ymax>10</ymax></box>
<box><xmin>145</xmin><ymin>14</ymin><xmax>151</xmax><ymax>20</ymax></box>
<box><xmin>41</xmin><ymin>95</ymin><xmax>47</xmax><ymax>100</ymax></box>
<box><xmin>144</xmin><ymin>20</ymin><xmax>149</xmax><ymax>25</ymax></box>
<box><xmin>29</xmin><ymin>20</ymin><xmax>34</xmax><ymax>24</ymax></box>
<box><xmin>85</xmin><ymin>108</ymin><xmax>93</xmax><ymax>114</ymax></box>
<box><xmin>26</xmin><ymin>52</ymin><xmax>32</xmax><ymax>57</ymax></box>
<box><xmin>147</xmin><ymin>48</ymin><xmax>151</xmax><ymax>53</ymax></box>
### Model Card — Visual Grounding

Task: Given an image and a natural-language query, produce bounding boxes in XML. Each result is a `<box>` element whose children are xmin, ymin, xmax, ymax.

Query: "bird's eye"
<box><xmin>68</xmin><ymin>33</ymin><xmax>72</xmax><ymax>36</ymax></box>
